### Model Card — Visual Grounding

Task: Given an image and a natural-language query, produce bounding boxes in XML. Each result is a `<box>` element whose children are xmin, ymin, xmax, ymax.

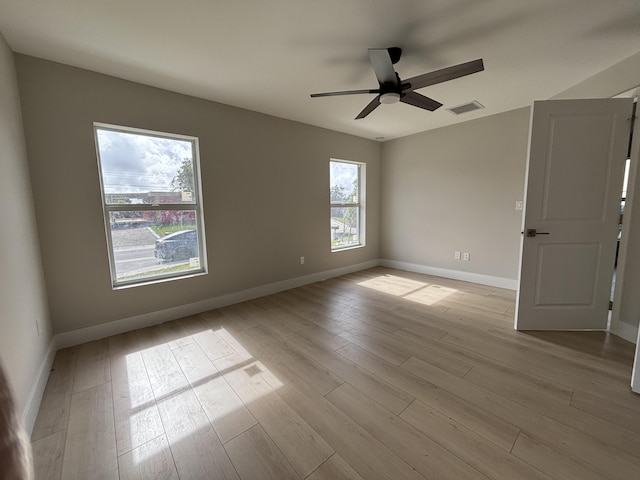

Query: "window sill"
<box><xmin>112</xmin><ymin>269</ymin><xmax>207</xmax><ymax>290</ymax></box>
<box><xmin>331</xmin><ymin>244</ymin><xmax>365</xmax><ymax>253</ymax></box>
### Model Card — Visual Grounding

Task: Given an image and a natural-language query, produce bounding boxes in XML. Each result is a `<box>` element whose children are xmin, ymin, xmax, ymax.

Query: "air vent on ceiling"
<box><xmin>447</xmin><ymin>100</ymin><xmax>485</xmax><ymax>115</ymax></box>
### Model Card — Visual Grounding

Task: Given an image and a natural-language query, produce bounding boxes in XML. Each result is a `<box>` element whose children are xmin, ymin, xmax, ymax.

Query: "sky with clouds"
<box><xmin>330</xmin><ymin>160</ymin><xmax>359</xmax><ymax>201</ymax></box>
<box><xmin>96</xmin><ymin>128</ymin><xmax>194</xmax><ymax>194</ymax></box>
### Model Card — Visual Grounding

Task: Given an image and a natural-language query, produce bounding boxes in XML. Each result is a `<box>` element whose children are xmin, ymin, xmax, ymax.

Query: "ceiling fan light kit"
<box><xmin>380</xmin><ymin>92</ymin><xmax>400</xmax><ymax>104</ymax></box>
<box><xmin>311</xmin><ymin>47</ymin><xmax>484</xmax><ymax>120</ymax></box>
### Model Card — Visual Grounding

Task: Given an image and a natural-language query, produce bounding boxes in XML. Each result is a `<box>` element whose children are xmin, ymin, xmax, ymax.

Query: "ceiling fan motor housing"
<box><xmin>388</xmin><ymin>47</ymin><xmax>402</xmax><ymax>64</ymax></box>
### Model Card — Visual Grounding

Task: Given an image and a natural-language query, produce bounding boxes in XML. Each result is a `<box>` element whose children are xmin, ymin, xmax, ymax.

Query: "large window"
<box><xmin>94</xmin><ymin>123</ymin><xmax>207</xmax><ymax>287</ymax></box>
<box><xmin>330</xmin><ymin>159</ymin><xmax>365</xmax><ymax>251</ymax></box>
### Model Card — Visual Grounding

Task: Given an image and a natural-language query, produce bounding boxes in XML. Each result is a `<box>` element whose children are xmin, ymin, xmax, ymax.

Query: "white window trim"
<box><xmin>330</xmin><ymin>158</ymin><xmax>366</xmax><ymax>252</ymax></box>
<box><xmin>94</xmin><ymin>122</ymin><xmax>207</xmax><ymax>288</ymax></box>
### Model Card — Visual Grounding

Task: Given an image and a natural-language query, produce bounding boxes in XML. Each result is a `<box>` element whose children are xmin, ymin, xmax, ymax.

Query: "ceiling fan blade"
<box><xmin>368</xmin><ymin>48</ymin><xmax>399</xmax><ymax>87</ymax></box>
<box><xmin>355</xmin><ymin>96</ymin><xmax>381</xmax><ymax>119</ymax></box>
<box><xmin>311</xmin><ymin>88</ymin><xmax>379</xmax><ymax>98</ymax></box>
<box><xmin>400</xmin><ymin>91</ymin><xmax>443</xmax><ymax>111</ymax></box>
<box><xmin>403</xmin><ymin>59</ymin><xmax>484</xmax><ymax>91</ymax></box>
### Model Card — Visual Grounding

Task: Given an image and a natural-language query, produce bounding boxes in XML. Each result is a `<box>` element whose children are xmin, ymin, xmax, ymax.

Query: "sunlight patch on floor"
<box><xmin>126</xmin><ymin>327</ymin><xmax>281</xmax><ymax>465</ymax></box>
<box><xmin>131</xmin><ymin>434</ymin><xmax>170</xmax><ymax>466</ymax></box>
<box><xmin>124</xmin><ymin>352</ymin><xmax>155</xmax><ymax>408</ymax></box>
<box><xmin>358</xmin><ymin>274</ymin><xmax>457</xmax><ymax>305</ymax></box>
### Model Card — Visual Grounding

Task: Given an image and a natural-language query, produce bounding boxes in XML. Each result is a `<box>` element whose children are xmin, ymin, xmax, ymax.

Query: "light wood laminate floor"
<box><xmin>31</xmin><ymin>267</ymin><xmax>640</xmax><ymax>480</ymax></box>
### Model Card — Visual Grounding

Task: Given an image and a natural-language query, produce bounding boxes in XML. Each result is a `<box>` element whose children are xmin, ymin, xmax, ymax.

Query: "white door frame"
<box><xmin>615</xmin><ymin>91</ymin><xmax>640</xmax><ymax>393</ymax></box>
<box><xmin>611</xmin><ymin>92</ymin><xmax>640</xmax><ymax>344</ymax></box>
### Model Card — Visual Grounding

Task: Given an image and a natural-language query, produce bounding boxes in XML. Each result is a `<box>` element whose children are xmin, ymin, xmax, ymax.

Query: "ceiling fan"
<box><xmin>310</xmin><ymin>47</ymin><xmax>484</xmax><ymax>119</ymax></box>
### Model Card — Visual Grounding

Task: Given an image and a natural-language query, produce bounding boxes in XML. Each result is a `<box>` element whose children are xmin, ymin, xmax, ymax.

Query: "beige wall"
<box><xmin>380</xmin><ymin>107</ymin><xmax>530</xmax><ymax>283</ymax></box>
<box><xmin>0</xmin><ymin>38</ymin><xmax>52</xmax><ymax>420</ymax></box>
<box><xmin>553</xmin><ymin>51</ymin><xmax>640</xmax><ymax>100</ymax></box>
<box><xmin>15</xmin><ymin>55</ymin><xmax>381</xmax><ymax>335</ymax></box>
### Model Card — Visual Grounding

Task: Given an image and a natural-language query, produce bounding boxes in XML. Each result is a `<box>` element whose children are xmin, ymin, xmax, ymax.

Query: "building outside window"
<box><xmin>330</xmin><ymin>159</ymin><xmax>365</xmax><ymax>251</ymax></box>
<box><xmin>94</xmin><ymin>123</ymin><xmax>207</xmax><ymax>288</ymax></box>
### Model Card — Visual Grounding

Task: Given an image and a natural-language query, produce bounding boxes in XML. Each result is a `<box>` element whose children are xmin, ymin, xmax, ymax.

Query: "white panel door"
<box><xmin>516</xmin><ymin>98</ymin><xmax>633</xmax><ymax>330</ymax></box>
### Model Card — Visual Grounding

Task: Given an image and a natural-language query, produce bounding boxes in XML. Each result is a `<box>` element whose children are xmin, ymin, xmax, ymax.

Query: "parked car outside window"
<box><xmin>154</xmin><ymin>229</ymin><xmax>199</xmax><ymax>262</ymax></box>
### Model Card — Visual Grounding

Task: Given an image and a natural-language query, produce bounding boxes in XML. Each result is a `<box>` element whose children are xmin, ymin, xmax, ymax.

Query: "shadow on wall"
<box><xmin>0</xmin><ymin>360</ymin><xmax>34</xmax><ymax>479</ymax></box>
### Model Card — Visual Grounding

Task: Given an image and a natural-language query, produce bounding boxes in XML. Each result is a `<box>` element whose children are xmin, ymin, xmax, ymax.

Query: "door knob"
<box><xmin>526</xmin><ymin>228</ymin><xmax>550</xmax><ymax>237</ymax></box>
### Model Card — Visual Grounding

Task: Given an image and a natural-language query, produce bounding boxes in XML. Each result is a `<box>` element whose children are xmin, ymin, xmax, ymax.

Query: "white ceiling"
<box><xmin>1</xmin><ymin>0</ymin><xmax>639</xmax><ymax>141</ymax></box>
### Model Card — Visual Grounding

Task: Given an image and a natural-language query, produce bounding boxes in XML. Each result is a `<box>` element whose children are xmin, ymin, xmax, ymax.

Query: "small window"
<box><xmin>330</xmin><ymin>159</ymin><xmax>365</xmax><ymax>251</ymax></box>
<box><xmin>94</xmin><ymin>123</ymin><xmax>207</xmax><ymax>287</ymax></box>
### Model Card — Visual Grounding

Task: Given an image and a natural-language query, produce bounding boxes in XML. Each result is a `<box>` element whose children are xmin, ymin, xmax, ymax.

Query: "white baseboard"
<box><xmin>610</xmin><ymin>320</ymin><xmax>639</xmax><ymax>344</ymax></box>
<box><xmin>22</xmin><ymin>338</ymin><xmax>56</xmax><ymax>436</ymax></box>
<box><xmin>54</xmin><ymin>258</ymin><xmax>517</xmax><ymax>349</ymax></box>
<box><xmin>633</xmin><ymin>327</ymin><xmax>640</xmax><ymax>394</ymax></box>
<box><xmin>34</xmin><ymin>258</ymin><xmax>640</xmax><ymax>402</ymax></box>
<box><xmin>379</xmin><ymin>259</ymin><xmax>518</xmax><ymax>290</ymax></box>
<box><xmin>25</xmin><ymin>258</ymin><xmax>576</xmax><ymax>427</ymax></box>
<box><xmin>54</xmin><ymin>259</ymin><xmax>379</xmax><ymax>349</ymax></box>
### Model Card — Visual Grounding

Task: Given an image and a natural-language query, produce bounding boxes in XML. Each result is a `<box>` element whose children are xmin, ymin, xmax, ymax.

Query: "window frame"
<box><xmin>330</xmin><ymin>158</ymin><xmax>366</xmax><ymax>252</ymax></box>
<box><xmin>94</xmin><ymin>122</ymin><xmax>207</xmax><ymax>288</ymax></box>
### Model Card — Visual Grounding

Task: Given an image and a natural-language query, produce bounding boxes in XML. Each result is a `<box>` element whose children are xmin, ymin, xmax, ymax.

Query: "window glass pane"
<box><xmin>95</xmin><ymin>123</ymin><xmax>206</xmax><ymax>288</ymax></box>
<box><xmin>109</xmin><ymin>210</ymin><xmax>201</xmax><ymax>283</ymax></box>
<box><xmin>330</xmin><ymin>161</ymin><xmax>359</xmax><ymax>204</ymax></box>
<box><xmin>331</xmin><ymin>206</ymin><xmax>359</xmax><ymax>248</ymax></box>
<box><xmin>622</xmin><ymin>158</ymin><xmax>630</xmax><ymax>198</ymax></box>
<box><xmin>96</xmin><ymin>128</ymin><xmax>196</xmax><ymax>204</ymax></box>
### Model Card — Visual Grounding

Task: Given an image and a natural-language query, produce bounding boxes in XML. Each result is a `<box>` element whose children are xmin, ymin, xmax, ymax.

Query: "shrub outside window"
<box><xmin>330</xmin><ymin>159</ymin><xmax>365</xmax><ymax>251</ymax></box>
<box><xmin>94</xmin><ymin>123</ymin><xmax>207</xmax><ymax>288</ymax></box>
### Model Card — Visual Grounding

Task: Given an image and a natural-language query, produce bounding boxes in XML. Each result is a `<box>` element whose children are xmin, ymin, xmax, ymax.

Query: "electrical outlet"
<box><xmin>300</xmin><ymin>256</ymin><xmax>305</xmax><ymax>265</ymax></box>
<box><xmin>515</xmin><ymin>200</ymin><xmax>523</xmax><ymax>211</ymax></box>
<box><xmin>454</xmin><ymin>251</ymin><xmax>461</xmax><ymax>260</ymax></box>
<box><xmin>463</xmin><ymin>252</ymin><xmax>470</xmax><ymax>261</ymax></box>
